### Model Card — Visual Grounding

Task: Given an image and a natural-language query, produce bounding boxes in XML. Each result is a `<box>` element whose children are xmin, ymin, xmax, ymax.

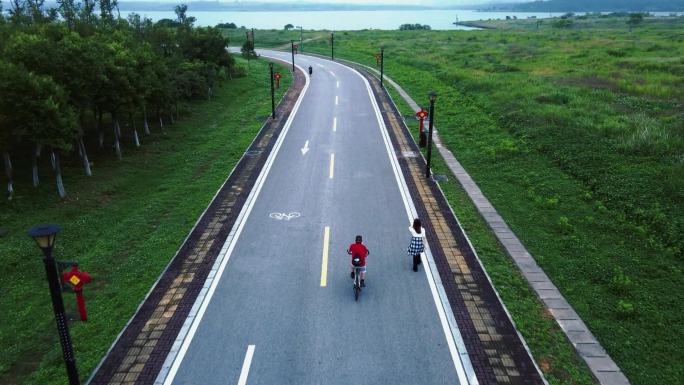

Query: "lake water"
<box><xmin>121</xmin><ymin>10</ymin><xmax>575</xmax><ymax>30</ymax></box>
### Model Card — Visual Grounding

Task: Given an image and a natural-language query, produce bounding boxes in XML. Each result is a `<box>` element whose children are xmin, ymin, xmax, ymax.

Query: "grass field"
<box><xmin>289</xmin><ymin>17</ymin><xmax>684</xmax><ymax>385</ymax></box>
<box><xmin>0</xmin><ymin>57</ymin><xmax>291</xmax><ymax>385</ymax></box>
<box><xmin>222</xmin><ymin>27</ymin><xmax>329</xmax><ymax>50</ymax></box>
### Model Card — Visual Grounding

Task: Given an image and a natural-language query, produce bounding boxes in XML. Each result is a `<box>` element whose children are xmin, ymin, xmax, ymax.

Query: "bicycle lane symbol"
<box><xmin>269</xmin><ymin>212</ymin><xmax>301</xmax><ymax>221</ymax></box>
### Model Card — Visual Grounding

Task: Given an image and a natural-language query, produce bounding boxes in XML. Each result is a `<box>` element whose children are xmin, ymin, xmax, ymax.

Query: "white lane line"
<box><xmin>335</xmin><ymin>95</ymin><xmax>339</xmax><ymax>105</ymax></box>
<box><xmin>329</xmin><ymin>153</ymin><xmax>335</xmax><ymax>179</ymax></box>
<box><xmin>348</xmin><ymin>66</ymin><xmax>477</xmax><ymax>385</ymax></box>
<box><xmin>301</xmin><ymin>140</ymin><xmax>310</xmax><ymax>155</ymax></box>
<box><xmin>237</xmin><ymin>345</ymin><xmax>255</xmax><ymax>385</ymax></box>
<box><xmin>157</xmin><ymin>58</ymin><xmax>311</xmax><ymax>385</ymax></box>
<box><xmin>336</xmin><ymin>81</ymin><xmax>340</xmax><ymax>88</ymax></box>
<box><xmin>332</xmin><ymin>117</ymin><xmax>337</xmax><ymax>132</ymax></box>
<box><xmin>320</xmin><ymin>226</ymin><xmax>330</xmax><ymax>287</ymax></box>
<box><xmin>329</xmin><ymin>70</ymin><xmax>336</xmax><ymax>77</ymax></box>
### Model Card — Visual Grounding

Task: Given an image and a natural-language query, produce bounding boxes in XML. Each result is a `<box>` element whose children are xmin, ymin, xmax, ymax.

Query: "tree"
<box><xmin>174</xmin><ymin>4</ymin><xmax>196</xmax><ymax>28</ymax></box>
<box><xmin>284</xmin><ymin>23</ymin><xmax>294</xmax><ymax>30</ymax></box>
<box><xmin>216</xmin><ymin>22</ymin><xmax>237</xmax><ymax>29</ymax></box>
<box><xmin>241</xmin><ymin>39</ymin><xmax>256</xmax><ymax>59</ymax></box>
<box><xmin>627</xmin><ymin>13</ymin><xmax>644</xmax><ymax>31</ymax></box>
<box><xmin>0</xmin><ymin>61</ymin><xmax>77</xmax><ymax>198</ymax></box>
<box><xmin>552</xmin><ymin>18</ymin><xmax>574</xmax><ymax>28</ymax></box>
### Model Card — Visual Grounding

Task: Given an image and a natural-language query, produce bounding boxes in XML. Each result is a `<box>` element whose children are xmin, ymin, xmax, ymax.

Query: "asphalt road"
<box><xmin>162</xmin><ymin>51</ymin><xmax>464</xmax><ymax>385</ymax></box>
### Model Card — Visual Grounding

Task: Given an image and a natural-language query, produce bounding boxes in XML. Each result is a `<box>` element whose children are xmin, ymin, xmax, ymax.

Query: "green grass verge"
<box><xmin>297</xmin><ymin>18</ymin><xmax>683</xmax><ymax>385</ymax></box>
<box><xmin>0</xmin><ymin>57</ymin><xmax>291</xmax><ymax>385</ymax></box>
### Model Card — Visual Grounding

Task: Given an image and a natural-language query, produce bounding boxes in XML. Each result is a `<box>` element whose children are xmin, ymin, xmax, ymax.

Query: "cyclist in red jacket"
<box><xmin>347</xmin><ymin>235</ymin><xmax>369</xmax><ymax>287</ymax></box>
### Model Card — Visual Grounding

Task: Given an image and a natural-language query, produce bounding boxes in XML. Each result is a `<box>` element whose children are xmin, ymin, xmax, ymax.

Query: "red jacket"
<box><xmin>348</xmin><ymin>243</ymin><xmax>369</xmax><ymax>267</ymax></box>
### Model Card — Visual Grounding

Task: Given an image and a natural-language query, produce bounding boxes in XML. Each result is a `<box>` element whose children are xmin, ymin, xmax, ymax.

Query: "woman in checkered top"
<box><xmin>407</xmin><ymin>218</ymin><xmax>425</xmax><ymax>272</ymax></box>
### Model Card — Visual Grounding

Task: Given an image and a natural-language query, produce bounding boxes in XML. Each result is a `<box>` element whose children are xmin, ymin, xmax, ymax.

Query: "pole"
<box><xmin>269</xmin><ymin>63</ymin><xmax>275</xmax><ymax>119</ymax></box>
<box><xmin>426</xmin><ymin>98</ymin><xmax>435</xmax><ymax>179</ymax></box>
<box><xmin>43</xmin><ymin>252</ymin><xmax>80</xmax><ymax>385</ymax></box>
<box><xmin>331</xmin><ymin>32</ymin><xmax>334</xmax><ymax>61</ymax></box>
<box><xmin>291</xmin><ymin>40</ymin><xmax>295</xmax><ymax>72</ymax></box>
<box><xmin>251</xmin><ymin>28</ymin><xmax>255</xmax><ymax>44</ymax></box>
<box><xmin>380</xmin><ymin>48</ymin><xmax>385</xmax><ymax>87</ymax></box>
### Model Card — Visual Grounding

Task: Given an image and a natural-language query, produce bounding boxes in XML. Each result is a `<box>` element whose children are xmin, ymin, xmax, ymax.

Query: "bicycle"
<box><xmin>351</xmin><ymin>255</ymin><xmax>362</xmax><ymax>301</ymax></box>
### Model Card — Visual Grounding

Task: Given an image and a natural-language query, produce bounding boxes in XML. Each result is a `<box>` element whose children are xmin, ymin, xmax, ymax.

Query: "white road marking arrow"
<box><xmin>301</xmin><ymin>140</ymin><xmax>310</xmax><ymax>155</ymax></box>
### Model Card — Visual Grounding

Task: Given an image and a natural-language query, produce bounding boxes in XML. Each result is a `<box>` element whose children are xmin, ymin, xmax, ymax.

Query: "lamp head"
<box><xmin>429</xmin><ymin>91</ymin><xmax>437</xmax><ymax>103</ymax></box>
<box><xmin>27</xmin><ymin>224</ymin><xmax>60</xmax><ymax>256</ymax></box>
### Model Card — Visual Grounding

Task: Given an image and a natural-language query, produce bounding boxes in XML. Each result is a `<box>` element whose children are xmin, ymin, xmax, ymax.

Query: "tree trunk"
<box><xmin>97</xmin><ymin>109</ymin><xmax>104</xmax><ymax>148</ymax></box>
<box><xmin>159</xmin><ymin>116</ymin><xmax>164</xmax><ymax>130</ymax></box>
<box><xmin>51</xmin><ymin>149</ymin><xmax>67</xmax><ymax>198</ymax></box>
<box><xmin>130</xmin><ymin>113</ymin><xmax>140</xmax><ymax>147</ymax></box>
<box><xmin>208</xmin><ymin>86</ymin><xmax>212</xmax><ymax>101</ymax></box>
<box><xmin>113</xmin><ymin>116</ymin><xmax>122</xmax><ymax>160</ymax></box>
<box><xmin>169</xmin><ymin>112</ymin><xmax>175</xmax><ymax>125</ymax></box>
<box><xmin>32</xmin><ymin>144</ymin><xmax>42</xmax><ymax>187</ymax></box>
<box><xmin>79</xmin><ymin>137</ymin><xmax>92</xmax><ymax>176</ymax></box>
<box><xmin>3</xmin><ymin>152</ymin><xmax>13</xmax><ymax>200</ymax></box>
<box><xmin>143</xmin><ymin>104</ymin><xmax>150</xmax><ymax>135</ymax></box>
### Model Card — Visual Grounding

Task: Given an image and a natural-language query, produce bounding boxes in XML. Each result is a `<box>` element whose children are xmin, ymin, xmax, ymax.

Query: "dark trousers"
<box><xmin>412</xmin><ymin>254</ymin><xmax>421</xmax><ymax>271</ymax></box>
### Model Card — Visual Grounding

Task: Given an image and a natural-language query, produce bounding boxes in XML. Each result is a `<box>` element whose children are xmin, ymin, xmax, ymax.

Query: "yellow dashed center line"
<box><xmin>321</xmin><ymin>226</ymin><xmax>330</xmax><ymax>287</ymax></box>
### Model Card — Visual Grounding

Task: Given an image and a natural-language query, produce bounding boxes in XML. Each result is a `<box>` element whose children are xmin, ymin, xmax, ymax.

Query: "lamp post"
<box><xmin>380</xmin><ymin>47</ymin><xmax>385</xmax><ymax>87</ymax></box>
<box><xmin>269</xmin><ymin>63</ymin><xmax>275</xmax><ymax>119</ymax></box>
<box><xmin>290</xmin><ymin>40</ymin><xmax>295</xmax><ymax>72</ymax></box>
<box><xmin>425</xmin><ymin>91</ymin><xmax>437</xmax><ymax>179</ymax></box>
<box><xmin>296</xmin><ymin>26</ymin><xmax>303</xmax><ymax>53</ymax></box>
<box><xmin>330</xmin><ymin>32</ymin><xmax>334</xmax><ymax>61</ymax></box>
<box><xmin>27</xmin><ymin>224</ymin><xmax>80</xmax><ymax>385</ymax></box>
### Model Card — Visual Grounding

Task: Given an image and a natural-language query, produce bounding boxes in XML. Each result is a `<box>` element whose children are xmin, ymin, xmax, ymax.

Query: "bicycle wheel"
<box><xmin>354</xmin><ymin>284</ymin><xmax>359</xmax><ymax>301</ymax></box>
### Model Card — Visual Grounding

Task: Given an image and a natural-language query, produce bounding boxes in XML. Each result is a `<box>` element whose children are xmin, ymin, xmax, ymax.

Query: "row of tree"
<box><xmin>0</xmin><ymin>1</ymin><xmax>234</xmax><ymax>199</ymax></box>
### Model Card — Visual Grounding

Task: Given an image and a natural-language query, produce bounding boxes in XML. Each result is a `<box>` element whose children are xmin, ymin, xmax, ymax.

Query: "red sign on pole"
<box><xmin>61</xmin><ymin>266</ymin><xmax>91</xmax><ymax>321</ymax></box>
<box><xmin>416</xmin><ymin>109</ymin><xmax>428</xmax><ymax>147</ymax></box>
<box><xmin>373</xmin><ymin>53</ymin><xmax>382</xmax><ymax>66</ymax></box>
<box><xmin>274</xmin><ymin>72</ymin><xmax>282</xmax><ymax>89</ymax></box>
<box><xmin>293</xmin><ymin>44</ymin><xmax>299</xmax><ymax>54</ymax></box>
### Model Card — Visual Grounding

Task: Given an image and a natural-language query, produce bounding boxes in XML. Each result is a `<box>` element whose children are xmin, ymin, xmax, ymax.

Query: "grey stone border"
<box><xmin>355</xmin><ymin>63</ymin><xmax>630</xmax><ymax>385</ymax></box>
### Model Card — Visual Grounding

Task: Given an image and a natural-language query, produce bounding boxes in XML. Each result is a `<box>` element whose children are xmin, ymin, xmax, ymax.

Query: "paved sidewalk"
<box><xmin>86</xmin><ymin>63</ymin><xmax>305</xmax><ymax>385</ymax></box>
<box><xmin>357</xmin><ymin>63</ymin><xmax>629</xmax><ymax>385</ymax></box>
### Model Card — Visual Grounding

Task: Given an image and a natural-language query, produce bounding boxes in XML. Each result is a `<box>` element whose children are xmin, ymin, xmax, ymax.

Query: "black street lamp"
<box><xmin>269</xmin><ymin>63</ymin><xmax>275</xmax><ymax>119</ymax></box>
<box><xmin>380</xmin><ymin>47</ymin><xmax>385</xmax><ymax>87</ymax></box>
<box><xmin>27</xmin><ymin>224</ymin><xmax>80</xmax><ymax>385</ymax></box>
<box><xmin>330</xmin><ymin>32</ymin><xmax>335</xmax><ymax>61</ymax></box>
<box><xmin>425</xmin><ymin>91</ymin><xmax>437</xmax><ymax>179</ymax></box>
<box><xmin>290</xmin><ymin>40</ymin><xmax>295</xmax><ymax>72</ymax></box>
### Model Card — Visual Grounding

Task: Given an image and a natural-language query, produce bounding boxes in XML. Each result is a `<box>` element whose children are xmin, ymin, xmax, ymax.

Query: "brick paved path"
<box><xmin>87</xmin><ymin>64</ymin><xmax>305</xmax><ymax>385</ymax></box>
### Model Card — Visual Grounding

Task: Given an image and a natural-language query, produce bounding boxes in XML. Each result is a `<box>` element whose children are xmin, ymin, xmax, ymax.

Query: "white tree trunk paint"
<box><xmin>51</xmin><ymin>150</ymin><xmax>67</xmax><ymax>198</ymax></box>
<box><xmin>114</xmin><ymin>118</ymin><xmax>122</xmax><ymax>160</ymax></box>
<box><xmin>32</xmin><ymin>144</ymin><xmax>42</xmax><ymax>187</ymax></box>
<box><xmin>79</xmin><ymin>137</ymin><xmax>92</xmax><ymax>176</ymax></box>
<box><xmin>3</xmin><ymin>152</ymin><xmax>13</xmax><ymax>200</ymax></box>
<box><xmin>143</xmin><ymin>105</ymin><xmax>150</xmax><ymax>135</ymax></box>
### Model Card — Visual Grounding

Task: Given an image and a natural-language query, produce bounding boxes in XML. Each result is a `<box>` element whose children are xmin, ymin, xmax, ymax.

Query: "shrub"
<box><xmin>609</xmin><ymin>267</ymin><xmax>633</xmax><ymax>294</ymax></box>
<box><xmin>552</xmin><ymin>19</ymin><xmax>574</xmax><ymax>29</ymax></box>
<box><xmin>616</xmin><ymin>300</ymin><xmax>635</xmax><ymax>318</ymax></box>
<box><xmin>535</xmin><ymin>93</ymin><xmax>570</xmax><ymax>105</ymax></box>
